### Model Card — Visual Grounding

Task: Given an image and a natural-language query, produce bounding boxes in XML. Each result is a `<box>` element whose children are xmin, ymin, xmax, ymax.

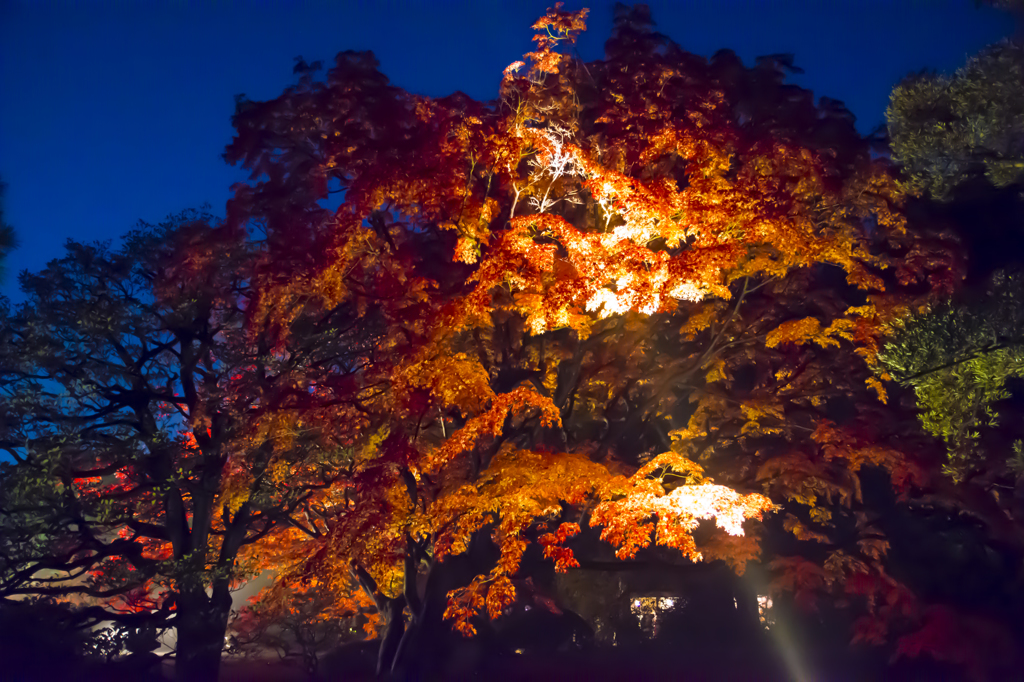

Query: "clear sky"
<box><xmin>0</xmin><ymin>0</ymin><xmax>1018</xmax><ymax>300</ymax></box>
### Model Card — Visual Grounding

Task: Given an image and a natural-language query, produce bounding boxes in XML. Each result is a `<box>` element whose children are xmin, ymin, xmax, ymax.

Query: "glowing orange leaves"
<box><xmin>437</xmin><ymin>448</ymin><xmax>772</xmax><ymax>633</ymax></box>
<box><xmin>539</xmin><ymin>522</ymin><xmax>581</xmax><ymax>572</ymax></box>
<box><xmin>466</xmin><ymin>209</ymin><xmax>736</xmax><ymax>337</ymax></box>
<box><xmin>218</xmin><ymin>3</ymin><xmax>963</xmax><ymax>659</ymax></box>
<box><xmin>765</xmin><ymin>316</ymin><xmax>857</xmax><ymax>349</ymax></box>
<box><xmin>444</xmin><ymin>574</ymin><xmax>518</xmax><ymax>636</ymax></box>
<box><xmin>424</xmin><ymin>387</ymin><xmax>560</xmax><ymax>473</ymax></box>
<box><xmin>591</xmin><ymin>481</ymin><xmax>775</xmax><ymax>561</ymax></box>
<box><xmin>523</xmin><ymin>4</ymin><xmax>589</xmax><ymax>75</ymax></box>
<box><xmin>395</xmin><ymin>351</ymin><xmax>495</xmax><ymax>416</ymax></box>
<box><xmin>430</xmin><ymin>449</ymin><xmax>610</xmax><ymax>563</ymax></box>
<box><xmin>503</xmin><ymin>61</ymin><xmax>525</xmax><ymax>79</ymax></box>
<box><xmin>433</xmin><ymin>450</ymin><xmax>599</xmax><ymax>630</ymax></box>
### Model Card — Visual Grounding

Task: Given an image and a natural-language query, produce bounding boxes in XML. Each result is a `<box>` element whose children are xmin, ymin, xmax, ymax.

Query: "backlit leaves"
<box><xmin>220</xmin><ymin>3</ymin><xmax>952</xmax><ymax>651</ymax></box>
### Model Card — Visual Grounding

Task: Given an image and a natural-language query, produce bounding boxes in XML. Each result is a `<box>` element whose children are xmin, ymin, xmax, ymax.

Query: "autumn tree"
<box><xmin>0</xmin><ymin>211</ymin><xmax>376</xmax><ymax>682</ymax></box>
<box><xmin>228</xmin><ymin>573</ymin><xmax>378</xmax><ymax>676</ymax></box>
<box><xmin>223</xmin><ymin>4</ymin><xmax>978</xmax><ymax>677</ymax></box>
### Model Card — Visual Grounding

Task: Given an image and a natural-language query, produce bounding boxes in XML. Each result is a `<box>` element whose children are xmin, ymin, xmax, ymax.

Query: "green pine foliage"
<box><xmin>878</xmin><ymin>273</ymin><xmax>1024</xmax><ymax>481</ymax></box>
<box><xmin>887</xmin><ymin>41</ymin><xmax>1024</xmax><ymax>200</ymax></box>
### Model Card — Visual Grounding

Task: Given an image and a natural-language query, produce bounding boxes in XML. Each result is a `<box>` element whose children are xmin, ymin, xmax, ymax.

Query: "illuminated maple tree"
<box><xmin>6</xmin><ymin>4</ymin><xmax>1023</xmax><ymax>679</ymax></box>
<box><xmin>220</xmin><ymin>4</ymin><xmax>974</xmax><ymax>676</ymax></box>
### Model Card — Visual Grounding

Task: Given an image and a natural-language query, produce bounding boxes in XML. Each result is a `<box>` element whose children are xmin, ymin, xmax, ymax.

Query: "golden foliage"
<box><xmin>425</xmin><ymin>388</ymin><xmax>561</xmax><ymax>473</ymax></box>
<box><xmin>223</xmin><ymin>1</ymin><xmax>954</xmax><ymax>648</ymax></box>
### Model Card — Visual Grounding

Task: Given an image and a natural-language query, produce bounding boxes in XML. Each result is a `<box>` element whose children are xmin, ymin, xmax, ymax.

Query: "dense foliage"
<box><xmin>888</xmin><ymin>41</ymin><xmax>1024</xmax><ymax>201</ymax></box>
<box><xmin>879</xmin><ymin>273</ymin><xmax>1024</xmax><ymax>481</ymax></box>
<box><xmin>0</xmin><ymin>213</ymin><xmax>373</xmax><ymax>681</ymax></box>
<box><xmin>3</xmin><ymin>4</ymin><xmax>1023</xmax><ymax>681</ymax></box>
<box><xmin>220</xmin><ymin>4</ymin><xmax>995</xmax><ymax>678</ymax></box>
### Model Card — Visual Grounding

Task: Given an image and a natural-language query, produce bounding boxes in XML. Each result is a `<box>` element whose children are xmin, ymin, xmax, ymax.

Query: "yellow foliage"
<box><xmin>679</xmin><ymin>303</ymin><xmax>721</xmax><ymax>337</ymax></box>
<box><xmin>740</xmin><ymin>400</ymin><xmax>785</xmax><ymax>436</ymax></box>
<box><xmin>396</xmin><ymin>351</ymin><xmax>494</xmax><ymax>415</ymax></box>
<box><xmin>865</xmin><ymin>376</ymin><xmax>888</xmax><ymax>404</ymax></box>
<box><xmin>705</xmin><ymin>358</ymin><xmax>728</xmax><ymax>384</ymax></box>
<box><xmin>765</xmin><ymin>316</ymin><xmax>857</xmax><ymax>349</ymax></box>
<box><xmin>783</xmin><ymin>513</ymin><xmax>831</xmax><ymax>543</ymax></box>
<box><xmin>425</xmin><ymin>387</ymin><xmax>560</xmax><ymax>473</ymax></box>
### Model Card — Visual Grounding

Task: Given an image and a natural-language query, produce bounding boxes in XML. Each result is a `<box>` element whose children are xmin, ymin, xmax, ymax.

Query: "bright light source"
<box><xmin>757</xmin><ymin>594</ymin><xmax>775</xmax><ymax>629</ymax></box>
<box><xmin>630</xmin><ymin>595</ymin><xmax>684</xmax><ymax>638</ymax></box>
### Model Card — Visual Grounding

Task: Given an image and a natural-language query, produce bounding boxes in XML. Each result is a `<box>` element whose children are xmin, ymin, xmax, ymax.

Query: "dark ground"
<box><xmin>0</xmin><ymin>640</ymin><xmax>996</xmax><ymax>682</ymax></box>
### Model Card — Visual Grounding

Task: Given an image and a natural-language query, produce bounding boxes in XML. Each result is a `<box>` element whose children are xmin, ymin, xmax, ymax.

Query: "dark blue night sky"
<box><xmin>0</xmin><ymin>0</ymin><xmax>1018</xmax><ymax>299</ymax></box>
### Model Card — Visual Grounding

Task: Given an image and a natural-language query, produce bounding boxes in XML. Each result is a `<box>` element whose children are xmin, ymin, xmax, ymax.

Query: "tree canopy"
<box><xmin>0</xmin><ymin>211</ymin><xmax>376</xmax><ymax>681</ymax></box>
<box><xmin>878</xmin><ymin>25</ymin><xmax>1024</xmax><ymax>578</ymax></box>
<box><xmin>3</xmin><ymin>4</ymin><xmax>1023</xmax><ymax>681</ymax></box>
<box><xmin>888</xmin><ymin>41</ymin><xmax>1024</xmax><ymax>201</ymax></box>
<box><xmin>219</xmin><ymin>4</ymin><xmax>986</xmax><ymax>677</ymax></box>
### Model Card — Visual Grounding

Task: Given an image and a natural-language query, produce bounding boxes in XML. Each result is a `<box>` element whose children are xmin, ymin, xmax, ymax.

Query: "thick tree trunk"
<box><xmin>174</xmin><ymin>588</ymin><xmax>232</xmax><ymax>682</ymax></box>
<box><xmin>384</xmin><ymin>537</ymin><xmax>503</xmax><ymax>679</ymax></box>
<box><xmin>376</xmin><ymin>596</ymin><xmax>407</xmax><ymax>678</ymax></box>
<box><xmin>389</xmin><ymin>556</ymin><xmax>480</xmax><ymax>680</ymax></box>
<box><xmin>389</xmin><ymin>594</ymin><xmax>441</xmax><ymax>681</ymax></box>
